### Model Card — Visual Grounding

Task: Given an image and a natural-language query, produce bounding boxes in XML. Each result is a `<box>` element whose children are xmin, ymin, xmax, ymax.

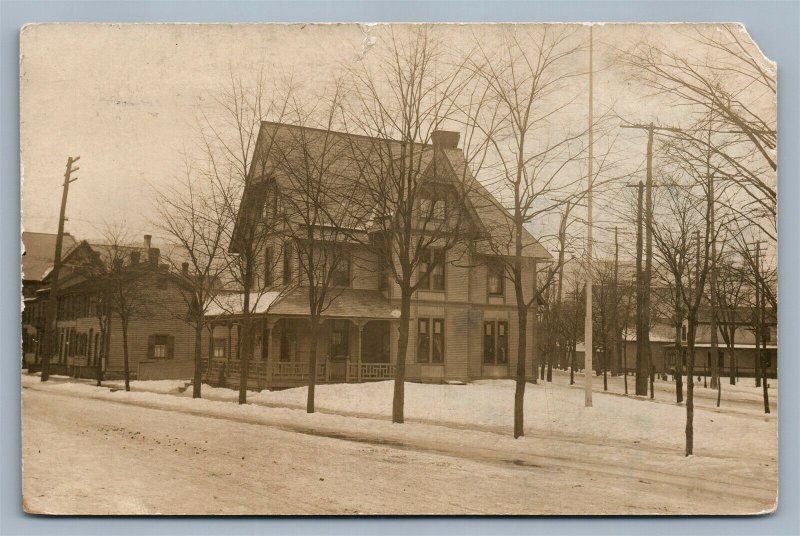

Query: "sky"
<box><xmin>20</xmin><ymin>23</ymin><xmax>775</xmax><ymax>264</ymax></box>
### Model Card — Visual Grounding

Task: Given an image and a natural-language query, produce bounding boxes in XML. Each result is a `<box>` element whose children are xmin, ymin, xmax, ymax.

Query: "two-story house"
<box><xmin>25</xmin><ymin>235</ymin><xmax>197</xmax><ymax>380</ymax></box>
<box><xmin>204</xmin><ymin>122</ymin><xmax>552</xmax><ymax>389</ymax></box>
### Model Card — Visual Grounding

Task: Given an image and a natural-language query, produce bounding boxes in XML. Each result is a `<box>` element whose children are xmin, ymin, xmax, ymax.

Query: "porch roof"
<box><xmin>205</xmin><ymin>287</ymin><xmax>400</xmax><ymax>320</ymax></box>
<box><xmin>269</xmin><ymin>287</ymin><xmax>400</xmax><ymax>320</ymax></box>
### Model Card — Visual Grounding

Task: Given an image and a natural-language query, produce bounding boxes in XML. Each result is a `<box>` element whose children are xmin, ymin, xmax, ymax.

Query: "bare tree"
<box><xmin>199</xmin><ymin>68</ymin><xmax>292</xmax><ymax>404</ymax></box>
<box><xmin>622</xmin><ymin>25</ymin><xmax>776</xmax><ymax>240</ymax></box>
<box><xmin>714</xmin><ymin>255</ymin><xmax>746</xmax><ymax>386</ymax></box>
<box><xmin>263</xmin><ymin>81</ymin><xmax>366</xmax><ymax>413</ymax></box>
<box><xmin>467</xmin><ymin>26</ymin><xmax>601</xmax><ymax>438</ymax></box>
<box><xmin>154</xmin><ymin>156</ymin><xmax>232</xmax><ymax>399</ymax></box>
<box><xmin>95</xmin><ymin>224</ymin><xmax>156</xmax><ymax>392</ymax></box>
<box><xmin>340</xmin><ymin>27</ymin><xmax>480</xmax><ymax>423</ymax></box>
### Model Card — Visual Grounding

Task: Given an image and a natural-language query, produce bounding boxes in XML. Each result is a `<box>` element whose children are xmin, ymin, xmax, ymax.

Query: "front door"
<box><xmin>361</xmin><ymin>321</ymin><xmax>390</xmax><ymax>363</ymax></box>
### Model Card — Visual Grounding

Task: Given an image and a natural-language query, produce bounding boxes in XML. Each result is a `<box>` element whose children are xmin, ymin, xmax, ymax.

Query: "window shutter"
<box><xmin>167</xmin><ymin>336</ymin><xmax>175</xmax><ymax>359</ymax></box>
<box><xmin>147</xmin><ymin>335</ymin><xmax>155</xmax><ymax>359</ymax></box>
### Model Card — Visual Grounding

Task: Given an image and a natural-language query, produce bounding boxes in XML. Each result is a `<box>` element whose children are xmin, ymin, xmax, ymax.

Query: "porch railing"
<box><xmin>202</xmin><ymin>357</ymin><xmax>393</xmax><ymax>385</ymax></box>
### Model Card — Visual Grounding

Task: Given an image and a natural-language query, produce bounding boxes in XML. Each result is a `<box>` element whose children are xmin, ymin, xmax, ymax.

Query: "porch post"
<box><xmin>266</xmin><ymin>318</ymin><xmax>275</xmax><ymax>381</ymax></box>
<box><xmin>357</xmin><ymin>321</ymin><xmax>365</xmax><ymax>383</ymax></box>
<box><xmin>227</xmin><ymin>320</ymin><xmax>232</xmax><ymax>362</ymax></box>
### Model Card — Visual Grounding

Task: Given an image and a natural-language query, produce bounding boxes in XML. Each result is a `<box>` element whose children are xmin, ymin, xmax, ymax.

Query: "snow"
<box><xmin>205</xmin><ymin>291</ymin><xmax>281</xmax><ymax>317</ymax></box>
<box><xmin>21</xmin><ymin>370</ymin><xmax>777</xmax><ymax>515</ymax></box>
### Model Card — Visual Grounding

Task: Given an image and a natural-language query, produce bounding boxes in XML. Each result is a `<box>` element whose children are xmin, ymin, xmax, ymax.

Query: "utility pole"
<box><xmin>40</xmin><ymin>156</ymin><xmax>80</xmax><ymax>382</ymax></box>
<box><xmin>556</xmin><ymin>202</ymin><xmax>571</xmax><ymax>370</ymax></box>
<box><xmin>584</xmin><ymin>24</ymin><xmax>594</xmax><ymax>408</ymax></box>
<box><xmin>612</xmin><ymin>226</ymin><xmax>619</xmax><ymax>376</ymax></box>
<box><xmin>751</xmin><ymin>241</ymin><xmax>770</xmax><ymax>413</ymax></box>
<box><xmin>644</xmin><ymin>124</ymin><xmax>655</xmax><ymax>400</ymax></box>
<box><xmin>622</xmin><ymin>124</ymin><xmax>656</xmax><ymax>397</ymax></box>
<box><xmin>634</xmin><ymin>181</ymin><xmax>647</xmax><ymax>395</ymax></box>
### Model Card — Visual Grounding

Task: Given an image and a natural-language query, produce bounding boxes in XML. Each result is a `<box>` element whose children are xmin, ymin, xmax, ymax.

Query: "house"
<box><xmin>203</xmin><ymin>122</ymin><xmax>551</xmax><ymax>389</ymax></box>
<box><xmin>23</xmin><ymin>234</ymin><xmax>197</xmax><ymax>380</ymax></box>
<box><xmin>21</xmin><ymin>231</ymin><xmax>77</xmax><ymax>367</ymax></box>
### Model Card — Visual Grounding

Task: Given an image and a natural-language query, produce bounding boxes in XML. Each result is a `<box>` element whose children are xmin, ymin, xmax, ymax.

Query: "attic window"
<box><xmin>419</xmin><ymin>194</ymin><xmax>447</xmax><ymax>221</ymax></box>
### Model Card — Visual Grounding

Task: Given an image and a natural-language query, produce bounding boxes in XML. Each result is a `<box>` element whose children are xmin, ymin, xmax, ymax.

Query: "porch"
<box><xmin>204</xmin><ymin>287</ymin><xmax>400</xmax><ymax>389</ymax></box>
<box><xmin>202</xmin><ymin>357</ymin><xmax>396</xmax><ymax>390</ymax></box>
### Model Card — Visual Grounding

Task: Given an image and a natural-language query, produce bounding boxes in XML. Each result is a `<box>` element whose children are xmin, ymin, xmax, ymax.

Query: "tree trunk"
<box><xmin>307</xmin><ymin>316</ymin><xmax>320</xmax><ymax>414</ymax></box>
<box><xmin>569</xmin><ymin>341</ymin><xmax>575</xmax><ymax>385</ymax></box>
<box><xmin>238</xmin><ymin>315</ymin><xmax>252</xmax><ymax>405</ymax></box>
<box><xmin>238</xmin><ymin>286</ymin><xmax>252</xmax><ymax>405</ymax></box>
<box><xmin>96</xmin><ymin>315</ymin><xmax>108</xmax><ymax>387</ymax></box>
<box><xmin>121</xmin><ymin>319</ymin><xmax>130</xmax><ymax>392</ymax></box>
<box><xmin>729</xmin><ymin>336</ymin><xmax>736</xmax><ymax>385</ymax></box>
<box><xmin>392</xmin><ymin>288</ymin><xmax>412</xmax><ymax>424</ymax></box>
<box><xmin>685</xmin><ymin>319</ymin><xmax>696</xmax><ymax>456</ymax></box>
<box><xmin>514</xmin><ymin>306</ymin><xmax>528</xmax><ymax>439</ymax></box>
<box><xmin>674</xmin><ymin>320</ymin><xmax>683</xmax><ymax>403</ymax></box>
<box><xmin>193</xmin><ymin>323</ymin><xmax>203</xmax><ymax>399</ymax></box>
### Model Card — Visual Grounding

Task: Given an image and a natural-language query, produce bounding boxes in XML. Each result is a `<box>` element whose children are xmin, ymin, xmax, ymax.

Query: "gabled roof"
<box><xmin>21</xmin><ymin>231</ymin><xmax>77</xmax><ymax>282</ymax></box>
<box><xmin>238</xmin><ymin>122</ymin><xmax>551</xmax><ymax>260</ymax></box>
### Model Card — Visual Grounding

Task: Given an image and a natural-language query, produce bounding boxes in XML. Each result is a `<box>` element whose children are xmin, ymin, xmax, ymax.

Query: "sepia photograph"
<box><xmin>19</xmin><ymin>22</ymin><xmax>777</xmax><ymax>515</ymax></box>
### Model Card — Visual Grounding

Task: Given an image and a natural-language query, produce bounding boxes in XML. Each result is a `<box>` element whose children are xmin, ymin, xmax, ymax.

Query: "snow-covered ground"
<box><xmin>21</xmin><ymin>371</ymin><xmax>777</xmax><ymax>515</ymax></box>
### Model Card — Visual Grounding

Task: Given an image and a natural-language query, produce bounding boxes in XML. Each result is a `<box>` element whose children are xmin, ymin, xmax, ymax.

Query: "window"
<box><xmin>280</xmin><ymin>321</ymin><xmax>297</xmax><ymax>362</ymax></box>
<box><xmin>330</xmin><ymin>320</ymin><xmax>350</xmax><ymax>357</ymax></box>
<box><xmin>484</xmin><ymin>321</ymin><xmax>509</xmax><ymax>365</ymax></box>
<box><xmin>681</xmin><ymin>325</ymin><xmax>687</xmax><ymax>342</ymax></box>
<box><xmin>419</xmin><ymin>248</ymin><xmax>445</xmax><ymax>291</ymax></box>
<box><xmin>432</xmin><ymin>319</ymin><xmax>444</xmax><ymax>363</ymax></box>
<box><xmin>417</xmin><ymin>319</ymin><xmax>430</xmax><ymax>363</ymax></box>
<box><xmin>283</xmin><ymin>242</ymin><xmax>293</xmax><ymax>285</ymax></box>
<box><xmin>483</xmin><ymin>322</ymin><xmax>495</xmax><ymax>364</ymax></box>
<box><xmin>147</xmin><ymin>334</ymin><xmax>174</xmax><ymax>359</ymax></box>
<box><xmin>213</xmin><ymin>337</ymin><xmax>228</xmax><ymax>358</ymax></box>
<box><xmin>417</xmin><ymin>318</ymin><xmax>445</xmax><ymax>363</ymax></box>
<box><xmin>264</xmin><ymin>247</ymin><xmax>274</xmax><ymax>286</ymax></box>
<box><xmin>488</xmin><ymin>263</ymin><xmax>505</xmax><ymax>296</ymax></box>
<box><xmin>332</xmin><ymin>253</ymin><xmax>351</xmax><ymax>287</ymax></box>
<box><xmin>213</xmin><ymin>337</ymin><xmax>227</xmax><ymax>358</ymax></box>
<box><xmin>419</xmin><ymin>193</ymin><xmax>447</xmax><ymax>222</ymax></box>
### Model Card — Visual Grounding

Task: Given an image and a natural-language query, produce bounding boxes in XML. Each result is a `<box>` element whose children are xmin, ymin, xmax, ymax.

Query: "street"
<box><xmin>22</xmin><ymin>380</ymin><xmax>777</xmax><ymax>515</ymax></box>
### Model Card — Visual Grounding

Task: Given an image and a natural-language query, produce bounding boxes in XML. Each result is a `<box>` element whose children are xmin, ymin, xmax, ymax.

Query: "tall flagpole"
<box><xmin>584</xmin><ymin>25</ymin><xmax>594</xmax><ymax>407</ymax></box>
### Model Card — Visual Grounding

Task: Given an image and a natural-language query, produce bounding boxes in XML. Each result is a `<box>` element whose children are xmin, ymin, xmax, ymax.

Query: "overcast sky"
<box><xmin>20</xmin><ymin>23</ymin><xmax>774</xmax><ymax>262</ymax></box>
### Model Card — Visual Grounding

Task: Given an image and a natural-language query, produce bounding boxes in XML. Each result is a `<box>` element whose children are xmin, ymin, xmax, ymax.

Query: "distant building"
<box><xmin>22</xmin><ymin>234</ymin><xmax>197</xmax><ymax>380</ymax></box>
<box><xmin>21</xmin><ymin>231</ymin><xmax>77</xmax><ymax>366</ymax></box>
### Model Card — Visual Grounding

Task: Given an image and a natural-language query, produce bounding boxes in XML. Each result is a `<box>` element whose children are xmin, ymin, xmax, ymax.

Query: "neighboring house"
<box><xmin>21</xmin><ymin>231</ymin><xmax>77</xmax><ymax>367</ymax></box>
<box><xmin>204</xmin><ymin>122</ymin><xmax>551</xmax><ymax>389</ymax></box>
<box><xmin>23</xmin><ymin>234</ymin><xmax>197</xmax><ymax>380</ymax></box>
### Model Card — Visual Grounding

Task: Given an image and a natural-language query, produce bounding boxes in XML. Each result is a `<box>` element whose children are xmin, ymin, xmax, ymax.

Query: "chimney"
<box><xmin>431</xmin><ymin>130</ymin><xmax>460</xmax><ymax>149</ymax></box>
<box><xmin>130</xmin><ymin>251</ymin><xmax>141</xmax><ymax>265</ymax></box>
<box><xmin>148</xmin><ymin>247</ymin><xmax>160</xmax><ymax>267</ymax></box>
<box><xmin>143</xmin><ymin>234</ymin><xmax>152</xmax><ymax>250</ymax></box>
<box><xmin>181</xmin><ymin>262</ymin><xmax>189</xmax><ymax>276</ymax></box>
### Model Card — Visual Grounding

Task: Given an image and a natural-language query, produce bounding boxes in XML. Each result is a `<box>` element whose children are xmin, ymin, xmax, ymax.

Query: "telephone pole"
<box><xmin>40</xmin><ymin>156</ymin><xmax>80</xmax><ymax>382</ymax></box>
<box><xmin>621</xmin><ymin>124</ymin><xmax>656</xmax><ymax>396</ymax></box>
<box><xmin>751</xmin><ymin>240</ymin><xmax>770</xmax><ymax>413</ymax></box>
<box><xmin>612</xmin><ymin>226</ymin><xmax>619</xmax><ymax>375</ymax></box>
<box><xmin>633</xmin><ymin>181</ymin><xmax>647</xmax><ymax>395</ymax></box>
<box><xmin>584</xmin><ymin>24</ymin><xmax>594</xmax><ymax>408</ymax></box>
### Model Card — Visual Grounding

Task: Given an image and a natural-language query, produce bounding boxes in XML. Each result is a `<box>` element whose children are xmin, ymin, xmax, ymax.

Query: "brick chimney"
<box><xmin>431</xmin><ymin>130</ymin><xmax>460</xmax><ymax>149</ymax></box>
<box><xmin>181</xmin><ymin>262</ymin><xmax>189</xmax><ymax>276</ymax></box>
<box><xmin>143</xmin><ymin>234</ymin><xmax>152</xmax><ymax>250</ymax></box>
<box><xmin>148</xmin><ymin>247</ymin><xmax>160</xmax><ymax>267</ymax></box>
